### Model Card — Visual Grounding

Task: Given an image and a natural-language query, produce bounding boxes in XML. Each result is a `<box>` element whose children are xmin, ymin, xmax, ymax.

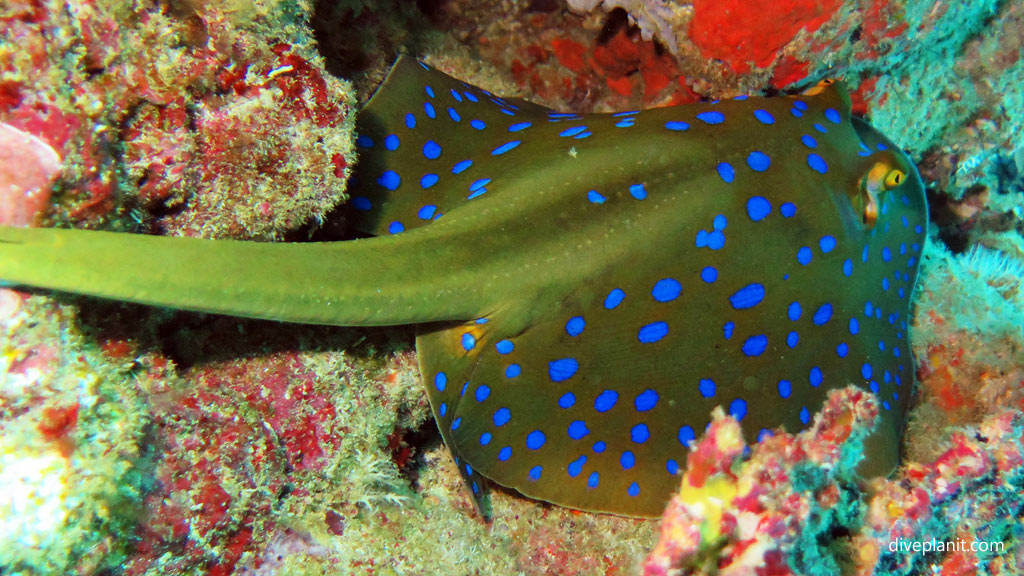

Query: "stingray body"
<box><xmin>0</xmin><ymin>57</ymin><xmax>927</xmax><ymax>517</ymax></box>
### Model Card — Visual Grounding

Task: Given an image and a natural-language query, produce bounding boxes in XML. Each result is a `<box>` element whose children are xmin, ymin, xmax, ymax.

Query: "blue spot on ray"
<box><xmin>638</xmin><ymin>321</ymin><xmax>669</xmax><ymax>343</ymax></box>
<box><xmin>629</xmin><ymin>183</ymin><xmax>648</xmax><ymax>200</ymax></box>
<box><xmin>747</xmin><ymin>151</ymin><xmax>771</xmax><ymax>172</ymax></box>
<box><xmin>559</xmin><ymin>126</ymin><xmax>588</xmax><ymax>137</ymax></box>
<box><xmin>697</xmin><ymin>111</ymin><xmax>724</xmax><ymax>124</ymax></box>
<box><xmin>801</xmin><ymin>134</ymin><xmax>817</xmax><ymax>148</ymax></box>
<box><xmin>729</xmin><ymin>398</ymin><xmax>747</xmax><ymax>420</ymax></box>
<box><xmin>568</xmin><ymin>420</ymin><xmax>589</xmax><ymax>439</ymax></box>
<box><xmin>742</xmin><ymin>335</ymin><xmax>768</xmax><ymax>357</ymax></box>
<box><xmin>631</xmin><ymin>424</ymin><xmax>649</xmax><ymax>443</ymax></box>
<box><xmin>493</xmin><ymin>407</ymin><xmax>511</xmax><ymax>427</ymax></box>
<box><xmin>384</xmin><ymin>134</ymin><xmax>400</xmax><ymax>150</ymax></box>
<box><xmin>665</xmin><ymin>121</ymin><xmax>690</xmax><ymax>131</ymax></box>
<box><xmin>352</xmin><ymin>196</ymin><xmax>371</xmax><ymax>211</ymax></box>
<box><xmin>652</xmin><ymin>278</ymin><xmax>682</xmax><ymax>302</ymax></box>
<box><xmin>417</xmin><ymin>204</ymin><xmax>437</xmax><ymax>219</ymax></box>
<box><xmin>797</xmin><ymin>247</ymin><xmax>813</xmax><ymax>265</ymax></box>
<box><xmin>470</xmin><ymin>119</ymin><xmax>485</xmax><ymax>130</ymax></box>
<box><xmin>729</xmin><ymin>283</ymin><xmax>765</xmax><ymax>310</ymax></box>
<box><xmin>528</xmin><ymin>465</ymin><xmax>541</xmax><ymax>480</ymax></box>
<box><xmin>378</xmin><ymin>170</ymin><xmax>401</xmax><ymax>190</ymax></box>
<box><xmin>475</xmin><ymin>385</ymin><xmax>490</xmax><ymax>402</ymax></box>
<box><xmin>526</xmin><ymin>430</ymin><xmax>546</xmax><ymax>450</ymax></box>
<box><xmin>420</xmin><ymin>174</ymin><xmax>439</xmax><ymax>189</ymax></box>
<box><xmin>496</xmin><ymin>339</ymin><xmax>514</xmax><ymax>354</ymax></box>
<box><xmin>405</xmin><ymin>113</ymin><xmax>416</xmax><ymax>129</ymax></box>
<box><xmin>701</xmin><ymin>266</ymin><xmax>718</xmax><ymax>283</ymax></box>
<box><xmin>587</xmin><ymin>190</ymin><xmax>606</xmax><ymax>204</ymax></box>
<box><xmin>717</xmin><ymin>162</ymin><xmax>735</xmax><ymax>183</ymax></box>
<box><xmin>753</xmin><ymin>109</ymin><xmax>775</xmax><ymax>124</ymax></box>
<box><xmin>559</xmin><ymin>393</ymin><xmax>576</xmax><ymax>409</ymax></box>
<box><xmin>452</xmin><ymin>159</ymin><xmax>472</xmax><ymax>174</ymax></box>
<box><xmin>813</xmin><ymin>303</ymin><xmax>833</xmax><ymax>325</ymax></box>
<box><xmin>561</xmin><ymin>315</ymin><xmax>586</xmax><ymax>338</ymax></box>
<box><xmin>635</xmin><ymin>389</ymin><xmax>658</xmax><ymax>412</ymax></box>
<box><xmin>567</xmin><ymin>456</ymin><xmax>585</xmax><ymax>477</ymax></box>
<box><xmin>595</xmin><ymin>390</ymin><xmax>618</xmax><ymax>412</ymax></box>
<box><xmin>604</xmin><ymin>288</ymin><xmax>625</xmax><ymax>309</ymax></box>
<box><xmin>678</xmin><ymin>425</ymin><xmax>695</xmax><ymax>446</ymax></box>
<box><xmin>778</xmin><ymin>379</ymin><xmax>792</xmax><ymax>398</ymax></box>
<box><xmin>549</xmin><ymin>358</ymin><xmax>579</xmax><ymax>382</ymax></box>
<box><xmin>807</xmin><ymin>153</ymin><xmax>829</xmax><ymax>174</ymax></box>
<box><xmin>469</xmin><ymin>178</ymin><xmax>490</xmax><ymax>193</ymax></box>
<box><xmin>810</xmin><ymin>366</ymin><xmax>823</xmax><ymax>387</ymax></box>
<box><xmin>781</xmin><ymin>202</ymin><xmax>796</xmax><ymax>217</ymax></box>
<box><xmin>423</xmin><ymin>140</ymin><xmax>442</xmax><ymax>159</ymax></box>
<box><xmin>492</xmin><ymin>140</ymin><xmax>521</xmax><ymax>155</ymax></box>
<box><xmin>388</xmin><ymin>221</ymin><xmax>404</xmax><ymax>234</ymax></box>
<box><xmin>698</xmin><ymin>378</ymin><xmax>716</xmax><ymax>398</ymax></box>
<box><xmin>746</xmin><ymin>196</ymin><xmax>771</xmax><ymax>221</ymax></box>
<box><xmin>620</xmin><ymin>451</ymin><xmax>635</xmax><ymax>469</ymax></box>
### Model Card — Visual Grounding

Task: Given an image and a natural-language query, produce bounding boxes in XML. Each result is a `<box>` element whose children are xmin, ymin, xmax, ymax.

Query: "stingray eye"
<box><xmin>884</xmin><ymin>169</ymin><xmax>905</xmax><ymax>189</ymax></box>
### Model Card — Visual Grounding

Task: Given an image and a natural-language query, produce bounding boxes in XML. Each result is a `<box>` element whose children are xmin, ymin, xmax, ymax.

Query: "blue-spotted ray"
<box><xmin>0</xmin><ymin>57</ymin><xmax>927</xmax><ymax>517</ymax></box>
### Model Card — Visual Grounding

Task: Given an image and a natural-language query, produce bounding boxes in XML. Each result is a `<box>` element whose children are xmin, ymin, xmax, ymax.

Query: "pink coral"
<box><xmin>644</xmin><ymin>387</ymin><xmax>877</xmax><ymax>576</ymax></box>
<box><xmin>0</xmin><ymin>122</ymin><xmax>60</xmax><ymax>226</ymax></box>
<box><xmin>644</xmin><ymin>388</ymin><xmax>1023</xmax><ymax>575</ymax></box>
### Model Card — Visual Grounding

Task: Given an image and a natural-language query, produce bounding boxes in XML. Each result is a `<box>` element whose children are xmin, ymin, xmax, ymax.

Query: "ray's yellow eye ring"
<box><xmin>884</xmin><ymin>169</ymin><xmax>905</xmax><ymax>189</ymax></box>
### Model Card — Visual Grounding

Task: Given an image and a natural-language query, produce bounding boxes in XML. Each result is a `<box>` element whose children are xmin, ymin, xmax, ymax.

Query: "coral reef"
<box><xmin>643</xmin><ymin>388</ymin><xmax>1024</xmax><ymax>576</ymax></box>
<box><xmin>0</xmin><ymin>122</ymin><xmax>60</xmax><ymax>226</ymax></box>
<box><xmin>0</xmin><ymin>0</ymin><xmax>356</xmax><ymax>239</ymax></box>
<box><xmin>1</xmin><ymin>0</ymin><xmax>1023</xmax><ymax>574</ymax></box>
<box><xmin>0</xmin><ymin>293</ymin><xmax>150</xmax><ymax>573</ymax></box>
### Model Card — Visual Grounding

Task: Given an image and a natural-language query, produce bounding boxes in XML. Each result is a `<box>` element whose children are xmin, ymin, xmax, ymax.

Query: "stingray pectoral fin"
<box><xmin>0</xmin><ymin>226</ymin><xmax>481</xmax><ymax>326</ymax></box>
<box><xmin>857</xmin><ymin>405</ymin><xmax>901</xmax><ymax>477</ymax></box>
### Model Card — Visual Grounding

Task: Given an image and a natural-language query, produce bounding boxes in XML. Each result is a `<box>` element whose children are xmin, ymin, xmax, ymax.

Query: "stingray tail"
<box><xmin>0</xmin><ymin>226</ymin><xmax>480</xmax><ymax>326</ymax></box>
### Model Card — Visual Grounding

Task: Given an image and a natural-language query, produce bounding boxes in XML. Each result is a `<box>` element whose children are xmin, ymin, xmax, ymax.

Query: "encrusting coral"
<box><xmin>643</xmin><ymin>388</ymin><xmax>1023</xmax><ymax>576</ymax></box>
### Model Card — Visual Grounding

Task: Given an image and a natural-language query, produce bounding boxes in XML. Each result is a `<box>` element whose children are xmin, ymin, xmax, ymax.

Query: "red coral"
<box><xmin>689</xmin><ymin>0</ymin><xmax>843</xmax><ymax>74</ymax></box>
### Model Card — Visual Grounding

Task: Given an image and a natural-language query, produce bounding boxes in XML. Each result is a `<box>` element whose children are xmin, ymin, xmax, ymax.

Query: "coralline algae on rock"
<box><xmin>1</xmin><ymin>0</ymin><xmax>357</xmax><ymax>240</ymax></box>
<box><xmin>643</xmin><ymin>388</ymin><xmax>1023</xmax><ymax>575</ymax></box>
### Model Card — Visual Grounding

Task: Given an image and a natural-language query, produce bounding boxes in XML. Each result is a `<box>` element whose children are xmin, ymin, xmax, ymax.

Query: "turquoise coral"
<box><xmin>643</xmin><ymin>387</ymin><xmax>1023</xmax><ymax>575</ymax></box>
